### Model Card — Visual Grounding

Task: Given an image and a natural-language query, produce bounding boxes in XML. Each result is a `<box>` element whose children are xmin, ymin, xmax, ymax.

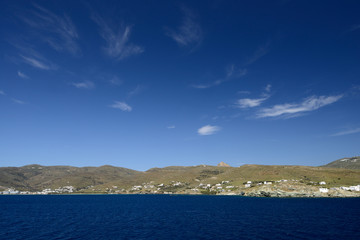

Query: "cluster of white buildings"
<box><xmin>189</xmin><ymin>181</ymin><xmax>235</xmax><ymax>193</ymax></box>
<box><xmin>244</xmin><ymin>180</ymin><xmax>274</xmax><ymax>188</ymax></box>
<box><xmin>0</xmin><ymin>186</ymin><xmax>75</xmax><ymax>195</ymax></box>
<box><xmin>129</xmin><ymin>181</ymin><xmax>187</xmax><ymax>193</ymax></box>
<box><xmin>319</xmin><ymin>184</ymin><xmax>360</xmax><ymax>193</ymax></box>
<box><xmin>340</xmin><ymin>185</ymin><xmax>360</xmax><ymax>191</ymax></box>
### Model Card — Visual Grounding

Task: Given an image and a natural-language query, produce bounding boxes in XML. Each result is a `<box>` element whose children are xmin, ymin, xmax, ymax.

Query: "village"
<box><xmin>1</xmin><ymin>179</ymin><xmax>360</xmax><ymax>197</ymax></box>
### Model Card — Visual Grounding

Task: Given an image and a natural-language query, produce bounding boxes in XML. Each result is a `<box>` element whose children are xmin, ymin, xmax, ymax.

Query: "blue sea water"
<box><xmin>0</xmin><ymin>195</ymin><xmax>359</xmax><ymax>240</ymax></box>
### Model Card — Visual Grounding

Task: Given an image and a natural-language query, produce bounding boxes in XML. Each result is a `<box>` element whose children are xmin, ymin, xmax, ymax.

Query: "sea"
<box><xmin>0</xmin><ymin>195</ymin><xmax>359</xmax><ymax>240</ymax></box>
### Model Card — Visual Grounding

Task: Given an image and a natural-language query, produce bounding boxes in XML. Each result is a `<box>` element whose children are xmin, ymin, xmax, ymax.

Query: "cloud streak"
<box><xmin>347</xmin><ymin>24</ymin><xmax>360</xmax><ymax>33</ymax></box>
<box><xmin>331</xmin><ymin>127</ymin><xmax>360</xmax><ymax>136</ymax></box>
<box><xmin>17</xmin><ymin>71</ymin><xmax>29</xmax><ymax>79</ymax></box>
<box><xmin>109</xmin><ymin>76</ymin><xmax>122</xmax><ymax>86</ymax></box>
<box><xmin>71</xmin><ymin>81</ymin><xmax>95</xmax><ymax>89</ymax></box>
<box><xmin>21</xmin><ymin>4</ymin><xmax>80</xmax><ymax>55</ymax></box>
<box><xmin>236</xmin><ymin>97</ymin><xmax>268</xmax><ymax>108</ymax></box>
<box><xmin>109</xmin><ymin>101</ymin><xmax>132</xmax><ymax>112</ymax></box>
<box><xmin>128</xmin><ymin>85</ymin><xmax>145</xmax><ymax>98</ymax></box>
<box><xmin>20</xmin><ymin>54</ymin><xmax>56</xmax><ymax>70</ymax></box>
<box><xmin>92</xmin><ymin>13</ymin><xmax>143</xmax><ymax>60</ymax></box>
<box><xmin>198</xmin><ymin>125</ymin><xmax>221</xmax><ymax>135</ymax></box>
<box><xmin>236</xmin><ymin>84</ymin><xmax>271</xmax><ymax>108</ymax></box>
<box><xmin>192</xmin><ymin>65</ymin><xmax>247</xmax><ymax>89</ymax></box>
<box><xmin>257</xmin><ymin>95</ymin><xmax>342</xmax><ymax>118</ymax></box>
<box><xmin>166</xmin><ymin>7</ymin><xmax>202</xmax><ymax>48</ymax></box>
<box><xmin>245</xmin><ymin>41</ymin><xmax>271</xmax><ymax>66</ymax></box>
<box><xmin>12</xmin><ymin>98</ymin><xmax>26</xmax><ymax>104</ymax></box>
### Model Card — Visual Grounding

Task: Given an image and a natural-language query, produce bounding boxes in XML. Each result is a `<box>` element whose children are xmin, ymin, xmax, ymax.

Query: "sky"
<box><xmin>0</xmin><ymin>0</ymin><xmax>359</xmax><ymax>170</ymax></box>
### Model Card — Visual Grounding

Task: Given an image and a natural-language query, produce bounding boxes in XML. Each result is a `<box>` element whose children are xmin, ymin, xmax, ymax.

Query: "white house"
<box><xmin>340</xmin><ymin>185</ymin><xmax>360</xmax><ymax>191</ymax></box>
<box><xmin>319</xmin><ymin>188</ymin><xmax>329</xmax><ymax>193</ymax></box>
<box><xmin>349</xmin><ymin>185</ymin><xmax>360</xmax><ymax>191</ymax></box>
<box><xmin>319</xmin><ymin>181</ymin><xmax>326</xmax><ymax>185</ymax></box>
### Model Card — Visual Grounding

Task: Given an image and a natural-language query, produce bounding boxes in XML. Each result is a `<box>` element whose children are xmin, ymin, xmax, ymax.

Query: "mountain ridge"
<box><xmin>0</xmin><ymin>158</ymin><xmax>359</xmax><ymax>194</ymax></box>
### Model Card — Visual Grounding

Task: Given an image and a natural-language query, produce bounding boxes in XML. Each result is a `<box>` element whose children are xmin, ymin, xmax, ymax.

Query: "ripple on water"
<box><xmin>0</xmin><ymin>195</ymin><xmax>359</xmax><ymax>240</ymax></box>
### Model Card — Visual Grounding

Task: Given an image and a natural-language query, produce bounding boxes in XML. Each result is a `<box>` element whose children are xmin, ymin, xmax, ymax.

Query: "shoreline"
<box><xmin>1</xmin><ymin>192</ymin><xmax>360</xmax><ymax>198</ymax></box>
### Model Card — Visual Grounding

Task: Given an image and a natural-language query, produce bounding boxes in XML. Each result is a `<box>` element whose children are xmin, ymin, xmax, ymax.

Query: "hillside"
<box><xmin>0</xmin><ymin>161</ymin><xmax>359</xmax><ymax>196</ymax></box>
<box><xmin>322</xmin><ymin>157</ymin><xmax>360</xmax><ymax>169</ymax></box>
<box><xmin>0</xmin><ymin>164</ymin><xmax>140</xmax><ymax>191</ymax></box>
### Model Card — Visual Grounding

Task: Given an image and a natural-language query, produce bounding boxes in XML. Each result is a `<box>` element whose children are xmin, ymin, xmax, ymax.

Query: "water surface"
<box><xmin>1</xmin><ymin>195</ymin><xmax>359</xmax><ymax>239</ymax></box>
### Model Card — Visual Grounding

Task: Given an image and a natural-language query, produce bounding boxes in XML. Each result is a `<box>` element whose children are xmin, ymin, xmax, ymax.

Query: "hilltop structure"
<box><xmin>217</xmin><ymin>162</ymin><xmax>231</xmax><ymax>167</ymax></box>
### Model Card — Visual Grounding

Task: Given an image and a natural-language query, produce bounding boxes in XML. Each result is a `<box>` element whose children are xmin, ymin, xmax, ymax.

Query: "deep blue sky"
<box><xmin>1</xmin><ymin>0</ymin><xmax>359</xmax><ymax>170</ymax></box>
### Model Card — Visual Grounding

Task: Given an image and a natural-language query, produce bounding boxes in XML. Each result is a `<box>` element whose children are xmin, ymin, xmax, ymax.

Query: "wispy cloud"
<box><xmin>198</xmin><ymin>125</ymin><xmax>221</xmax><ymax>136</ymax></box>
<box><xmin>331</xmin><ymin>127</ymin><xmax>360</xmax><ymax>137</ymax></box>
<box><xmin>12</xmin><ymin>98</ymin><xmax>26</xmax><ymax>104</ymax></box>
<box><xmin>236</xmin><ymin>97</ymin><xmax>268</xmax><ymax>108</ymax></box>
<box><xmin>20</xmin><ymin>54</ymin><xmax>56</xmax><ymax>70</ymax></box>
<box><xmin>245</xmin><ymin>41</ymin><xmax>271</xmax><ymax>66</ymax></box>
<box><xmin>347</xmin><ymin>24</ymin><xmax>360</xmax><ymax>33</ymax></box>
<box><xmin>167</xmin><ymin>125</ymin><xmax>175</xmax><ymax>129</ymax></box>
<box><xmin>166</xmin><ymin>7</ymin><xmax>202</xmax><ymax>49</ymax></box>
<box><xmin>265</xmin><ymin>84</ymin><xmax>272</xmax><ymax>93</ymax></box>
<box><xmin>16</xmin><ymin>46</ymin><xmax>58</xmax><ymax>70</ymax></box>
<box><xmin>109</xmin><ymin>101</ymin><xmax>132</xmax><ymax>112</ymax></box>
<box><xmin>235</xmin><ymin>84</ymin><xmax>271</xmax><ymax>108</ymax></box>
<box><xmin>192</xmin><ymin>65</ymin><xmax>247</xmax><ymax>89</ymax></box>
<box><xmin>238</xmin><ymin>90</ymin><xmax>251</xmax><ymax>95</ymax></box>
<box><xmin>128</xmin><ymin>85</ymin><xmax>145</xmax><ymax>98</ymax></box>
<box><xmin>21</xmin><ymin>4</ymin><xmax>80</xmax><ymax>55</ymax></box>
<box><xmin>109</xmin><ymin>76</ymin><xmax>123</xmax><ymax>86</ymax></box>
<box><xmin>257</xmin><ymin>95</ymin><xmax>342</xmax><ymax>118</ymax></box>
<box><xmin>92</xmin><ymin>13</ymin><xmax>143</xmax><ymax>60</ymax></box>
<box><xmin>17</xmin><ymin>71</ymin><xmax>29</xmax><ymax>79</ymax></box>
<box><xmin>71</xmin><ymin>81</ymin><xmax>95</xmax><ymax>89</ymax></box>
<box><xmin>0</xmin><ymin>90</ymin><xmax>5</xmax><ymax>95</ymax></box>
<box><xmin>11</xmin><ymin>43</ymin><xmax>58</xmax><ymax>70</ymax></box>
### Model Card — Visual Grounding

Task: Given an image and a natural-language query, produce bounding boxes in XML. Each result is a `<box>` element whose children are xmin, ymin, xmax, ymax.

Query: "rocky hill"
<box><xmin>217</xmin><ymin>161</ymin><xmax>231</xmax><ymax>167</ymax></box>
<box><xmin>322</xmin><ymin>157</ymin><xmax>360</xmax><ymax>169</ymax></box>
<box><xmin>0</xmin><ymin>164</ymin><xmax>140</xmax><ymax>191</ymax></box>
<box><xmin>0</xmin><ymin>160</ymin><xmax>359</xmax><ymax>197</ymax></box>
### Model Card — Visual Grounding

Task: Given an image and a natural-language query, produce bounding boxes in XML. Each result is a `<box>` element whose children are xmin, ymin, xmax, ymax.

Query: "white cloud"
<box><xmin>71</xmin><ymin>81</ymin><xmax>94</xmax><ymax>89</ymax></box>
<box><xmin>198</xmin><ymin>125</ymin><xmax>221</xmax><ymax>136</ymax></box>
<box><xmin>167</xmin><ymin>125</ymin><xmax>175</xmax><ymax>129</ymax></box>
<box><xmin>192</xmin><ymin>66</ymin><xmax>247</xmax><ymax>89</ymax></box>
<box><xmin>109</xmin><ymin>101</ymin><xmax>132</xmax><ymax>112</ymax></box>
<box><xmin>265</xmin><ymin>84</ymin><xmax>272</xmax><ymax>92</ymax></box>
<box><xmin>22</xmin><ymin>4</ymin><xmax>80</xmax><ymax>55</ymax></box>
<box><xmin>18</xmin><ymin>71</ymin><xmax>29</xmax><ymax>79</ymax></box>
<box><xmin>236</xmin><ymin>84</ymin><xmax>271</xmax><ymax>108</ymax></box>
<box><xmin>12</xmin><ymin>98</ymin><xmax>26</xmax><ymax>104</ymax></box>
<box><xmin>166</xmin><ymin>7</ymin><xmax>202</xmax><ymax>48</ymax></box>
<box><xmin>128</xmin><ymin>85</ymin><xmax>145</xmax><ymax>98</ymax></box>
<box><xmin>257</xmin><ymin>95</ymin><xmax>343</xmax><ymax>118</ymax></box>
<box><xmin>109</xmin><ymin>76</ymin><xmax>123</xmax><ymax>86</ymax></box>
<box><xmin>236</xmin><ymin>97</ymin><xmax>268</xmax><ymax>108</ymax></box>
<box><xmin>92</xmin><ymin>13</ymin><xmax>143</xmax><ymax>60</ymax></box>
<box><xmin>246</xmin><ymin>41</ymin><xmax>271</xmax><ymax>66</ymax></box>
<box><xmin>20</xmin><ymin>55</ymin><xmax>56</xmax><ymax>70</ymax></box>
<box><xmin>331</xmin><ymin>127</ymin><xmax>360</xmax><ymax>136</ymax></box>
